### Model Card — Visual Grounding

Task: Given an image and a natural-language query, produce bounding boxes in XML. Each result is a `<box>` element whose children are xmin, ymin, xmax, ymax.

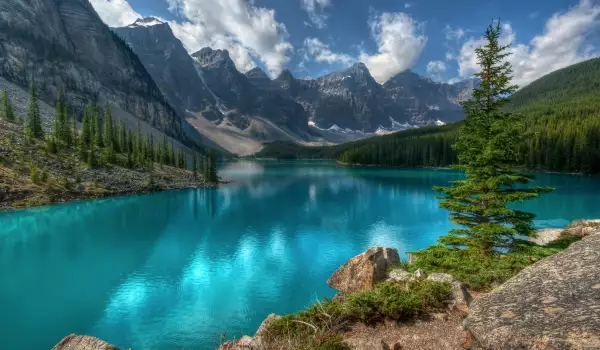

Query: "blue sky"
<box><xmin>91</xmin><ymin>0</ymin><xmax>600</xmax><ymax>86</ymax></box>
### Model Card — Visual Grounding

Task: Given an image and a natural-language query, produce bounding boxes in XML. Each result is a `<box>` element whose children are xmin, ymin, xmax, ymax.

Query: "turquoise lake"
<box><xmin>1</xmin><ymin>161</ymin><xmax>600</xmax><ymax>349</ymax></box>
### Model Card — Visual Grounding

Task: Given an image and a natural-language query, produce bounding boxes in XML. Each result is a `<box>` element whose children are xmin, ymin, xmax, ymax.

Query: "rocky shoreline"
<box><xmin>50</xmin><ymin>219</ymin><xmax>600</xmax><ymax>349</ymax></box>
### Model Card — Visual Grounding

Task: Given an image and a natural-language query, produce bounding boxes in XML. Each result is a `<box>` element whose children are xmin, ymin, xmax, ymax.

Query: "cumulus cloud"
<box><xmin>427</xmin><ymin>60</ymin><xmax>447</xmax><ymax>75</ymax></box>
<box><xmin>89</xmin><ymin>0</ymin><xmax>141</xmax><ymax>27</ymax></box>
<box><xmin>454</xmin><ymin>0</ymin><xmax>600</xmax><ymax>87</ymax></box>
<box><xmin>165</xmin><ymin>0</ymin><xmax>293</xmax><ymax>76</ymax></box>
<box><xmin>359</xmin><ymin>12</ymin><xmax>427</xmax><ymax>83</ymax></box>
<box><xmin>301</xmin><ymin>0</ymin><xmax>332</xmax><ymax>29</ymax></box>
<box><xmin>303</xmin><ymin>37</ymin><xmax>355</xmax><ymax>65</ymax></box>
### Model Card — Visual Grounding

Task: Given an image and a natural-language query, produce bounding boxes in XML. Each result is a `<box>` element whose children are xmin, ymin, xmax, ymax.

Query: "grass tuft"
<box><xmin>262</xmin><ymin>280</ymin><xmax>450</xmax><ymax>349</ymax></box>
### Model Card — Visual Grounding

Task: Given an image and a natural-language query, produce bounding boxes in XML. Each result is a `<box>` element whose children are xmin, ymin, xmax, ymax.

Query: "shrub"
<box><xmin>403</xmin><ymin>236</ymin><xmax>580</xmax><ymax>291</ymax></box>
<box><xmin>264</xmin><ymin>280</ymin><xmax>450</xmax><ymax>349</ymax></box>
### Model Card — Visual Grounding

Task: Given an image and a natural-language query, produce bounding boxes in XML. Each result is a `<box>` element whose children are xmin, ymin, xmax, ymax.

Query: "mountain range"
<box><xmin>113</xmin><ymin>17</ymin><xmax>478</xmax><ymax>154</ymax></box>
<box><xmin>0</xmin><ymin>1</ymin><xmax>476</xmax><ymax>156</ymax></box>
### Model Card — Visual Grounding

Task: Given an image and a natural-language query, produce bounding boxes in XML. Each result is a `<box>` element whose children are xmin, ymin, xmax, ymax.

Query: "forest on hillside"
<box><xmin>257</xmin><ymin>58</ymin><xmax>600</xmax><ymax>175</ymax></box>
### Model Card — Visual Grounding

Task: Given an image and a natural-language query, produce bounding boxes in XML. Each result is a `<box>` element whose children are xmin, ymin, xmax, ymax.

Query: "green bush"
<box><xmin>402</xmin><ymin>236</ymin><xmax>580</xmax><ymax>291</ymax></box>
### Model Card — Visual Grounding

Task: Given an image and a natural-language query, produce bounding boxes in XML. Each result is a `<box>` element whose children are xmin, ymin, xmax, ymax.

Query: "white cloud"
<box><xmin>404</xmin><ymin>3</ymin><xmax>412</xmax><ymax>9</ymax></box>
<box><xmin>301</xmin><ymin>0</ymin><xmax>331</xmax><ymax>29</ymax></box>
<box><xmin>444</xmin><ymin>25</ymin><xmax>465</xmax><ymax>41</ymax></box>
<box><xmin>303</xmin><ymin>37</ymin><xmax>355</xmax><ymax>65</ymax></box>
<box><xmin>454</xmin><ymin>0</ymin><xmax>600</xmax><ymax>87</ymax></box>
<box><xmin>89</xmin><ymin>0</ymin><xmax>141</xmax><ymax>27</ymax></box>
<box><xmin>166</xmin><ymin>0</ymin><xmax>293</xmax><ymax>76</ymax></box>
<box><xmin>168</xmin><ymin>21</ymin><xmax>257</xmax><ymax>72</ymax></box>
<box><xmin>529</xmin><ymin>11</ymin><xmax>540</xmax><ymax>19</ymax></box>
<box><xmin>427</xmin><ymin>60</ymin><xmax>447</xmax><ymax>75</ymax></box>
<box><xmin>359</xmin><ymin>12</ymin><xmax>427</xmax><ymax>83</ymax></box>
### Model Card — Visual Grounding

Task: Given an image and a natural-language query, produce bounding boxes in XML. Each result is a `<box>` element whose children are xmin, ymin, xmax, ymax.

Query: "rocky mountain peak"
<box><xmin>245</xmin><ymin>67</ymin><xmax>272</xmax><ymax>90</ymax></box>
<box><xmin>276</xmin><ymin>69</ymin><xmax>295</xmax><ymax>81</ymax></box>
<box><xmin>127</xmin><ymin>17</ymin><xmax>166</xmax><ymax>28</ymax></box>
<box><xmin>246</xmin><ymin>67</ymin><xmax>269</xmax><ymax>79</ymax></box>
<box><xmin>192</xmin><ymin>47</ymin><xmax>235</xmax><ymax>69</ymax></box>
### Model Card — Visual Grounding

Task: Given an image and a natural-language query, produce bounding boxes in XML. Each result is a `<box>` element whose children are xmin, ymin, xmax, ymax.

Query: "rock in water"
<box><xmin>465</xmin><ymin>232</ymin><xmax>600</xmax><ymax>349</ymax></box>
<box><xmin>327</xmin><ymin>247</ymin><xmax>400</xmax><ymax>293</ymax></box>
<box><xmin>52</xmin><ymin>335</ymin><xmax>120</xmax><ymax>350</ymax></box>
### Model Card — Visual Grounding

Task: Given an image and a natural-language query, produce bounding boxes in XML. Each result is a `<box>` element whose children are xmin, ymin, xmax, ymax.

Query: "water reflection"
<box><xmin>1</xmin><ymin>161</ymin><xmax>599</xmax><ymax>349</ymax></box>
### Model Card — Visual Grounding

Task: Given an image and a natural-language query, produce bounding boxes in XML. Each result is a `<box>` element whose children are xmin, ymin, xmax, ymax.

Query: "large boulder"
<box><xmin>51</xmin><ymin>335</ymin><xmax>120</xmax><ymax>350</ymax></box>
<box><xmin>426</xmin><ymin>273</ymin><xmax>472</xmax><ymax>310</ymax></box>
<box><xmin>328</xmin><ymin>247</ymin><xmax>400</xmax><ymax>293</ymax></box>
<box><xmin>465</xmin><ymin>231</ymin><xmax>600</xmax><ymax>349</ymax></box>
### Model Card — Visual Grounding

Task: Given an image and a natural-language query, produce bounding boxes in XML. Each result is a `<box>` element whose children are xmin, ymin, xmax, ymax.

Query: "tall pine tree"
<box><xmin>434</xmin><ymin>21</ymin><xmax>551</xmax><ymax>255</ymax></box>
<box><xmin>1</xmin><ymin>89</ymin><xmax>14</xmax><ymax>122</ymax></box>
<box><xmin>103</xmin><ymin>106</ymin><xmax>114</xmax><ymax>151</ymax></box>
<box><xmin>26</xmin><ymin>79</ymin><xmax>44</xmax><ymax>139</ymax></box>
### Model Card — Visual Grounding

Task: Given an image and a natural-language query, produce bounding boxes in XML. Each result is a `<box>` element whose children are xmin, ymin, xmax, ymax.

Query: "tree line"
<box><xmin>336</xmin><ymin>114</ymin><xmax>600</xmax><ymax>174</ymax></box>
<box><xmin>0</xmin><ymin>81</ymin><xmax>219</xmax><ymax>182</ymax></box>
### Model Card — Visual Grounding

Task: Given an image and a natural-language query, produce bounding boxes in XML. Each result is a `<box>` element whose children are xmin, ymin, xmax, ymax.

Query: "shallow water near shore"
<box><xmin>1</xmin><ymin>160</ymin><xmax>599</xmax><ymax>349</ymax></box>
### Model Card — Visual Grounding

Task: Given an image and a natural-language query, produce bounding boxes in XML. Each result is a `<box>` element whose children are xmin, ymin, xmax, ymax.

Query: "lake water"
<box><xmin>1</xmin><ymin>161</ymin><xmax>599</xmax><ymax>349</ymax></box>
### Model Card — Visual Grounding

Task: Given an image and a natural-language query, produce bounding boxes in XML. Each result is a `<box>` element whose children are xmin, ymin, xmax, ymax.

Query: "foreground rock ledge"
<box><xmin>465</xmin><ymin>232</ymin><xmax>600</xmax><ymax>349</ymax></box>
<box><xmin>52</xmin><ymin>335</ymin><xmax>120</xmax><ymax>350</ymax></box>
<box><xmin>327</xmin><ymin>247</ymin><xmax>400</xmax><ymax>294</ymax></box>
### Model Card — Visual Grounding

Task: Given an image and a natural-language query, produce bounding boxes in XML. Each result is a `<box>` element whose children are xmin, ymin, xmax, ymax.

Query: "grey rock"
<box><xmin>256</xmin><ymin>313</ymin><xmax>281</xmax><ymax>337</ymax></box>
<box><xmin>427</xmin><ymin>273</ymin><xmax>473</xmax><ymax>309</ymax></box>
<box><xmin>413</xmin><ymin>269</ymin><xmax>427</xmax><ymax>278</ymax></box>
<box><xmin>465</xmin><ymin>231</ymin><xmax>600</xmax><ymax>349</ymax></box>
<box><xmin>388</xmin><ymin>269</ymin><xmax>413</xmax><ymax>282</ymax></box>
<box><xmin>327</xmin><ymin>247</ymin><xmax>400</xmax><ymax>293</ymax></box>
<box><xmin>562</xmin><ymin>219</ymin><xmax>600</xmax><ymax>239</ymax></box>
<box><xmin>51</xmin><ymin>334</ymin><xmax>120</xmax><ymax>350</ymax></box>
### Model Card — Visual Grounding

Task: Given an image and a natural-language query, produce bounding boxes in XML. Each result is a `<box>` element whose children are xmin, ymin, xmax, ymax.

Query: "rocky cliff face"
<box><xmin>0</xmin><ymin>0</ymin><xmax>181</xmax><ymax>137</ymax></box>
<box><xmin>191</xmin><ymin>48</ymin><xmax>309</xmax><ymax>133</ymax></box>
<box><xmin>112</xmin><ymin>18</ymin><xmax>215</xmax><ymax>116</ymax></box>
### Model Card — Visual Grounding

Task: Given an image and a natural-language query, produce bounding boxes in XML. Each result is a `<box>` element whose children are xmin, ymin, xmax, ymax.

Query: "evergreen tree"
<box><xmin>52</xmin><ymin>86</ymin><xmax>69</xmax><ymax>147</ymax></box>
<box><xmin>93</xmin><ymin>107</ymin><xmax>103</xmax><ymax>148</ymax></box>
<box><xmin>170</xmin><ymin>142</ymin><xmax>175</xmax><ymax>166</ymax></box>
<box><xmin>103</xmin><ymin>106</ymin><xmax>114</xmax><ymax>152</ymax></box>
<box><xmin>82</xmin><ymin>105</ymin><xmax>93</xmax><ymax>147</ymax></box>
<box><xmin>207</xmin><ymin>151</ymin><xmax>218</xmax><ymax>183</ymax></box>
<box><xmin>161</xmin><ymin>136</ymin><xmax>169</xmax><ymax>165</ymax></box>
<box><xmin>177</xmin><ymin>149</ymin><xmax>185</xmax><ymax>168</ymax></box>
<box><xmin>118</xmin><ymin>121</ymin><xmax>127</xmax><ymax>153</ymax></box>
<box><xmin>26</xmin><ymin>79</ymin><xmax>44</xmax><ymax>139</ymax></box>
<box><xmin>127</xmin><ymin>129</ymin><xmax>134</xmax><ymax>156</ymax></box>
<box><xmin>433</xmin><ymin>21</ymin><xmax>551</xmax><ymax>255</ymax></box>
<box><xmin>87</xmin><ymin>149</ymin><xmax>97</xmax><ymax>168</ymax></box>
<box><xmin>192</xmin><ymin>154</ymin><xmax>198</xmax><ymax>179</ymax></box>
<box><xmin>1</xmin><ymin>89</ymin><xmax>15</xmax><ymax>122</ymax></box>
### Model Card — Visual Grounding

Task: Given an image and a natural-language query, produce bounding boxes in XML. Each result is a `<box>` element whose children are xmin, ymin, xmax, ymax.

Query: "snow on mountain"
<box><xmin>127</xmin><ymin>17</ymin><xmax>165</xmax><ymax>28</ymax></box>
